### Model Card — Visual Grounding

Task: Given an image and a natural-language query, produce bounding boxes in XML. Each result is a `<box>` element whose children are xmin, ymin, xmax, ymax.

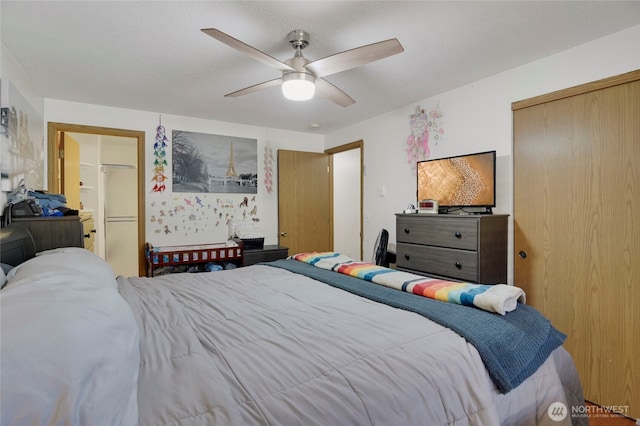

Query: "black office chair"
<box><xmin>374</xmin><ymin>229</ymin><xmax>389</xmax><ymax>267</ymax></box>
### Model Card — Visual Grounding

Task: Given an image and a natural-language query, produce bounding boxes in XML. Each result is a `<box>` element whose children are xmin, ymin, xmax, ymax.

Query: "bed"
<box><xmin>0</xmin><ymin>237</ymin><xmax>587</xmax><ymax>425</ymax></box>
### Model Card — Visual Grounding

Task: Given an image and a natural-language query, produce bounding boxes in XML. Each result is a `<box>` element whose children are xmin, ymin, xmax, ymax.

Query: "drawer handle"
<box><xmin>454</xmin><ymin>232</ymin><xmax>462</xmax><ymax>239</ymax></box>
<box><xmin>455</xmin><ymin>261</ymin><xmax>462</xmax><ymax>269</ymax></box>
<box><xmin>404</xmin><ymin>254</ymin><xmax>410</xmax><ymax>261</ymax></box>
<box><xmin>404</xmin><ymin>228</ymin><xmax>410</xmax><ymax>234</ymax></box>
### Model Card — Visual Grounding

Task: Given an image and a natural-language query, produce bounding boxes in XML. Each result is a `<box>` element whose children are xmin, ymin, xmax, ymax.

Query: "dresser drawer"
<box><xmin>396</xmin><ymin>243</ymin><xmax>478</xmax><ymax>282</ymax></box>
<box><xmin>396</xmin><ymin>216</ymin><xmax>478</xmax><ymax>250</ymax></box>
<box><xmin>82</xmin><ymin>218</ymin><xmax>96</xmax><ymax>251</ymax></box>
<box><xmin>80</xmin><ymin>215</ymin><xmax>96</xmax><ymax>252</ymax></box>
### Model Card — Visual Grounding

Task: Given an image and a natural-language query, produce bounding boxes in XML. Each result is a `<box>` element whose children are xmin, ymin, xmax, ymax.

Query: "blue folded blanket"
<box><xmin>264</xmin><ymin>259</ymin><xmax>566</xmax><ymax>393</ymax></box>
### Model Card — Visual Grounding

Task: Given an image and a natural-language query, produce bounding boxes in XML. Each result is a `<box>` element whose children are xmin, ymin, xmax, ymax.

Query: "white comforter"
<box><xmin>118</xmin><ymin>264</ymin><xmax>585</xmax><ymax>426</ymax></box>
<box><xmin>1</xmin><ymin>248</ymin><xmax>140</xmax><ymax>426</ymax></box>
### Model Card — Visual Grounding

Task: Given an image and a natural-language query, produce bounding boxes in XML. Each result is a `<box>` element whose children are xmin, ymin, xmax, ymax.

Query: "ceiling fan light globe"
<box><xmin>282</xmin><ymin>73</ymin><xmax>315</xmax><ymax>101</ymax></box>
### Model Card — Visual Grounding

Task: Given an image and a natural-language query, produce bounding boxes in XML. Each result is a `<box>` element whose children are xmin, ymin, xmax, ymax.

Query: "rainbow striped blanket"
<box><xmin>290</xmin><ymin>252</ymin><xmax>526</xmax><ymax>315</ymax></box>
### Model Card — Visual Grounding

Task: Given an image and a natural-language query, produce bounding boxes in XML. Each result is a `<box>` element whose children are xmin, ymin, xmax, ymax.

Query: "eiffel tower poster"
<box><xmin>172</xmin><ymin>130</ymin><xmax>257</xmax><ymax>194</ymax></box>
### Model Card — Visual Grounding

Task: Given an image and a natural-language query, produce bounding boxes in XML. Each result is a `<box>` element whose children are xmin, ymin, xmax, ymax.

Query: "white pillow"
<box><xmin>0</xmin><ymin>248</ymin><xmax>140</xmax><ymax>425</ymax></box>
<box><xmin>7</xmin><ymin>247</ymin><xmax>116</xmax><ymax>290</ymax></box>
<box><xmin>0</xmin><ymin>266</ymin><xmax>6</xmax><ymax>288</ymax></box>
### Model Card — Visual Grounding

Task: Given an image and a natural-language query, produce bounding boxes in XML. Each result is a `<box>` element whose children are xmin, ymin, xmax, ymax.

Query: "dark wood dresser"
<box><xmin>11</xmin><ymin>216</ymin><xmax>84</xmax><ymax>253</ymax></box>
<box><xmin>395</xmin><ymin>214</ymin><xmax>508</xmax><ymax>284</ymax></box>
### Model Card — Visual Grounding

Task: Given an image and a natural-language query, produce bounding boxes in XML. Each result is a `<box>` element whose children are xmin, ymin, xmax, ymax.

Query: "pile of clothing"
<box><xmin>25</xmin><ymin>191</ymin><xmax>77</xmax><ymax>216</ymax></box>
<box><xmin>4</xmin><ymin>179</ymin><xmax>78</xmax><ymax>219</ymax></box>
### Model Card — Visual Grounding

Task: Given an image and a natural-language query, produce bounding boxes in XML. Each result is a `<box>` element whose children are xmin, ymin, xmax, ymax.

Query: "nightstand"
<box><xmin>243</xmin><ymin>245</ymin><xmax>289</xmax><ymax>266</ymax></box>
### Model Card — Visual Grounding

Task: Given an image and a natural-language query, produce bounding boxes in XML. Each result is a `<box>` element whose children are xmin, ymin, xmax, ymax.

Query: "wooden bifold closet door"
<box><xmin>513</xmin><ymin>70</ymin><xmax>639</xmax><ymax>418</ymax></box>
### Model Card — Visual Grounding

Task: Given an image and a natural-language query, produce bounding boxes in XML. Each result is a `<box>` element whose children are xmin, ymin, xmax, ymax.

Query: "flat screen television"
<box><xmin>416</xmin><ymin>150</ymin><xmax>496</xmax><ymax>213</ymax></box>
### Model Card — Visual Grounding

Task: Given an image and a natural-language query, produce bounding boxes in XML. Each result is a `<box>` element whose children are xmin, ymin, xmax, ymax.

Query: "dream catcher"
<box><xmin>405</xmin><ymin>103</ymin><xmax>444</xmax><ymax>169</ymax></box>
<box><xmin>406</xmin><ymin>106</ymin><xmax>429</xmax><ymax>167</ymax></box>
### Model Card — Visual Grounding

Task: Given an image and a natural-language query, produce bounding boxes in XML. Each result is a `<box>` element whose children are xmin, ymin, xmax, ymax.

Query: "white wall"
<box><xmin>325</xmin><ymin>25</ymin><xmax>640</xmax><ymax>283</ymax></box>
<box><xmin>44</xmin><ymin>100</ymin><xmax>325</xmax><ymax>247</ymax></box>
<box><xmin>1</xmin><ymin>42</ymin><xmax>46</xmax><ymax>206</ymax></box>
<box><xmin>0</xmin><ymin>42</ymin><xmax>42</xmax><ymax>117</ymax></box>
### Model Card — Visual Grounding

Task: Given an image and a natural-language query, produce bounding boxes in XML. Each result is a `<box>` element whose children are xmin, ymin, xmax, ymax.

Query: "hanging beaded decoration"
<box><xmin>152</xmin><ymin>116</ymin><xmax>168</xmax><ymax>192</ymax></box>
<box><xmin>264</xmin><ymin>140</ymin><xmax>274</xmax><ymax>193</ymax></box>
<box><xmin>427</xmin><ymin>101</ymin><xmax>444</xmax><ymax>145</ymax></box>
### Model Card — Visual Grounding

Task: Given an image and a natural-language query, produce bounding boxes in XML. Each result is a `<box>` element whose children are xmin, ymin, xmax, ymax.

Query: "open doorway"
<box><xmin>327</xmin><ymin>140</ymin><xmax>363</xmax><ymax>260</ymax></box>
<box><xmin>47</xmin><ymin>122</ymin><xmax>146</xmax><ymax>277</ymax></box>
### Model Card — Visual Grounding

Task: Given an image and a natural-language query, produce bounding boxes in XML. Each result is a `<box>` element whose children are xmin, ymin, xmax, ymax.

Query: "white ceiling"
<box><xmin>2</xmin><ymin>1</ymin><xmax>639</xmax><ymax>134</ymax></box>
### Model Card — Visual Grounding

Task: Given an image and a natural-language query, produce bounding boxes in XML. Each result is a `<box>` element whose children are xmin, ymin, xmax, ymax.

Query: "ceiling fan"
<box><xmin>201</xmin><ymin>28</ymin><xmax>404</xmax><ymax>107</ymax></box>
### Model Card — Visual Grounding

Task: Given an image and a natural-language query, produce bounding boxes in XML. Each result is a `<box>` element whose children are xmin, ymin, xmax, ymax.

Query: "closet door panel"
<box><xmin>513</xmin><ymin>75</ymin><xmax>639</xmax><ymax>418</ymax></box>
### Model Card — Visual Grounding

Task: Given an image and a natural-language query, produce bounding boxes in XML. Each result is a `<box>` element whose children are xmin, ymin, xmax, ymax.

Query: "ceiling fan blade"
<box><xmin>202</xmin><ymin>28</ymin><xmax>294</xmax><ymax>72</ymax></box>
<box><xmin>315</xmin><ymin>78</ymin><xmax>355</xmax><ymax>107</ymax></box>
<box><xmin>305</xmin><ymin>38</ymin><xmax>404</xmax><ymax>77</ymax></box>
<box><xmin>225</xmin><ymin>78</ymin><xmax>283</xmax><ymax>98</ymax></box>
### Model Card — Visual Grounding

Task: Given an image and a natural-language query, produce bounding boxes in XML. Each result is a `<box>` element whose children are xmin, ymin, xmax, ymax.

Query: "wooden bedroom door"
<box><xmin>61</xmin><ymin>133</ymin><xmax>81</xmax><ymax>210</ymax></box>
<box><xmin>513</xmin><ymin>71</ymin><xmax>639</xmax><ymax>418</ymax></box>
<box><xmin>278</xmin><ymin>150</ymin><xmax>332</xmax><ymax>255</ymax></box>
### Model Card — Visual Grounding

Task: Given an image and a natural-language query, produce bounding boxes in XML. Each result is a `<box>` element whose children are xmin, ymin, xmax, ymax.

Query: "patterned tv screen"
<box><xmin>417</xmin><ymin>150</ymin><xmax>496</xmax><ymax>208</ymax></box>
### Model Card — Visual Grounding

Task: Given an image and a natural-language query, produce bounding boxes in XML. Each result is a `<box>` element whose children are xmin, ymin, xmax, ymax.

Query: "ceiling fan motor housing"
<box><xmin>288</xmin><ymin>30</ymin><xmax>310</xmax><ymax>50</ymax></box>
